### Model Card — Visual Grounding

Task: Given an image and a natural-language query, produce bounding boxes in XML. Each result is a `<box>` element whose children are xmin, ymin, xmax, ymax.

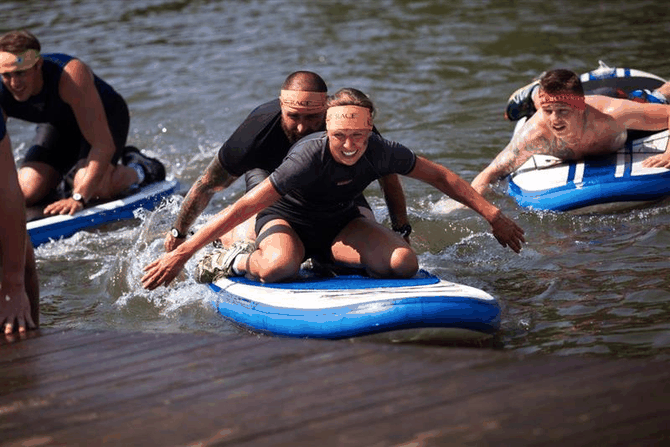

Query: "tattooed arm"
<box><xmin>471</xmin><ymin>120</ymin><xmax>573</xmax><ymax>195</ymax></box>
<box><xmin>164</xmin><ymin>157</ymin><xmax>237</xmax><ymax>252</ymax></box>
<box><xmin>471</xmin><ymin>129</ymin><xmax>534</xmax><ymax>195</ymax></box>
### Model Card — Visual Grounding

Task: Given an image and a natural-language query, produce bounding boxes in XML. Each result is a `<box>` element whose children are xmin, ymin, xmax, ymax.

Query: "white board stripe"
<box><xmin>615</xmin><ymin>152</ymin><xmax>626</xmax><ymax>178</ymax></box>
<box><xmin>574</xmin><ymin>162</ymin><xmax>585</xmax><ymax>184</ymax></box>
<box><xmin>214</xmin><ymin>277</ymin><xmax>495</xmax><ymax>309</ymax></box>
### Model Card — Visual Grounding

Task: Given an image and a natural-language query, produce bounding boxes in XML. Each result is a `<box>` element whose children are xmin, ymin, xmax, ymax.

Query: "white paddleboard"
<box><xmin>209</xmin><ymin>269</ymin><xmax>501</xmax><ymax>341</ymax></box>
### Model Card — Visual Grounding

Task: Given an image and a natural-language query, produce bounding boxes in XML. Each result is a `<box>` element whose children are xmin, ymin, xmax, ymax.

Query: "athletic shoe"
<box><xmin>504</xmin><ymin>78</ymin><xmax>540</xmax><ymax>121</ymax></box>
<box><xmin>194</xmin><ymin>240</ymin><xmax>256</xmax><ymax>283</ymax></box>
<box><xmin>122</xmin><ymin>146</ymin><xmax>166</xmax><ymax>187</ymax></box>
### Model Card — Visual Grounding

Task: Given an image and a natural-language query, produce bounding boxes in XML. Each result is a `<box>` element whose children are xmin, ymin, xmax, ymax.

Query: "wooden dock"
<box><xmin>1</xmin><ymin>329</ymin><xmax>669</xmax><ymax>446</ymax></box>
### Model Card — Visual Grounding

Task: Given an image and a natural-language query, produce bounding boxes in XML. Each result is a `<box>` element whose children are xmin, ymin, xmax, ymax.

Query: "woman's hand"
<box><xmin>489</xmin><ymin>211</ymin><xmax>525</xmax><ymax>253</ymax></box>
<box><xmin>141</xmin><ymin>251</ymin><xmax>189</xmax><ymax>290</ymax></box>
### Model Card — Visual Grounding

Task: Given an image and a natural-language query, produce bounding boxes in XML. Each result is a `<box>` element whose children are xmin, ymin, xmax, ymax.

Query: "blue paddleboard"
<box><xmin>209</xmin><ymin>269</ymin><xmax>500</xmax><ymax>341</ymax></box>
<box><xmin>507</xmin><ymin>63</ymin><xmax>670</xmax><ymax>213</ymax></box>
<box><xmin>28</xmin><ymin>179</ymin><xmax>179</xmax><ymax>247</ymax></box>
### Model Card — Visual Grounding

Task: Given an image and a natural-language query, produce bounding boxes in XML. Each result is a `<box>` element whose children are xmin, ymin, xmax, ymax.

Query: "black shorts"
<box><xmin>21</xmin><ymin>95</ymin><xmax>129</xmax><ymax>176</ymax></box>
<box><xmin>255</xmin><ymin>205</ymin><xmax>362</xmax><ymax>262</ymax></box>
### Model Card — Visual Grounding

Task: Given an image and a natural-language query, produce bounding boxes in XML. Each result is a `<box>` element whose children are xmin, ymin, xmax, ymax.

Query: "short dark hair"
<box><xmin>540</xmin><ymin>69</ymin><xmax>584</xmax><ymax>96</ymax></box>
<box><xmin>0</xmin><ymin>30</ymin><xmax>41</xmax><ymax>53</ymax></box>
<box><xmin>326</xmin><ymin>88</ymin><xmax>375</xmax><ymax>117</ymax></box>
<box><xmin>282</xmin><ymin>71</ymin><xmax>327</xmax><ymax>93</ymax></box>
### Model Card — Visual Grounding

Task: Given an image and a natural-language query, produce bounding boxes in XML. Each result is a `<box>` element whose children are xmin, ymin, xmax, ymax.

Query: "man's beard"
<box><xmin>281</xmin><ymin>120</ymin><xmax>303</xmax><ymax>145</ymax></box>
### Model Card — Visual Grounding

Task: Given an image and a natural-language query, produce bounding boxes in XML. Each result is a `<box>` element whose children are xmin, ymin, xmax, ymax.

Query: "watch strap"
<box><xmin>392</xmin><ymin>224</ymin><xmax>412</xmax><ymax>238</ymax></box>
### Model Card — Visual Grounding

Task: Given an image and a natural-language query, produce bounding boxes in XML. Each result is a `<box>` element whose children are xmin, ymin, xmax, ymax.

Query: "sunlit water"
<box><xmin>3</xmin><ymin>0</ymin><xmax>670</xmax><ymax>359</ymax></box>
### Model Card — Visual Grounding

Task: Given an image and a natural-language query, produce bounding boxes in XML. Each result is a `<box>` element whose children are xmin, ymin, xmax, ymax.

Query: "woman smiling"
<box><xmin>142</xmin><ymin>88</ymin><xmax>525</xmax><ymax>289</ymax></box>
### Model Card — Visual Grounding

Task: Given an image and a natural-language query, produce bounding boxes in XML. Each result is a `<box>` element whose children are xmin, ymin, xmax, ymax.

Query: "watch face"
<box><xmin>72</xmin><ymin>193</ymin><xmax>83</xmax><ymax>202</ymax></box>
<box><xmin>171</xmin><ymin>228</ymin><xmax>180</xmax><ymax>238</ymax></box>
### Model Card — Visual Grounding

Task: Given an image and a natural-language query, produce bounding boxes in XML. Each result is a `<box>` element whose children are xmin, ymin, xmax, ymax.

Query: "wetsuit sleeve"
<box><xmin>218</xmin><ymin>120</ymin><xmax>259</xmax><ymax>177</ymax></box>
<box><xmin>0</xmin><ymin>115</ymin><xmax>5</xmax><ymax>141</ymax></box>
<box><xmin>371</xmin><ymin>136</ymin><xmax>417</xmax><ymax>175</ymax></box>
<box><xmin>244</xmin><ymin>168</ymin><xmax>270</xmax><ymax>192</ymax></box>
<box><xmin>269</xmin><ymin>139</ymin><xmax>323</xmax><ymax>196</ymax></box>
<box><xmin>217</xmin><ymin>101</ymin><xmax>284</xmax><ymax>178</ymax></box>
<box><xmin>389</xmin><ymin>140</ymin><xmax>417</xmax><ymax>175</ymax></box>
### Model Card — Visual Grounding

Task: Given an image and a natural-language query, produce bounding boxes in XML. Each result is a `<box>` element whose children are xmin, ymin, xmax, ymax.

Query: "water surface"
<box><xmin>4</xmin><ymin>0</ymin><xmax>670</xmax><ymax>359</ymax></box>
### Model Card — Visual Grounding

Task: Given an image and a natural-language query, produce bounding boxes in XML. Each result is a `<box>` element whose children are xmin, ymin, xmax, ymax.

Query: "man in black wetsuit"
<box><xmin>163</xmin><ymin>70</ymin><xmax>410</xmax><ymax>252</ymax></box>
<box><xmin>0</xmin><ymin>30</ymin><xmax>165</xmax><ymax>216</ymax></box>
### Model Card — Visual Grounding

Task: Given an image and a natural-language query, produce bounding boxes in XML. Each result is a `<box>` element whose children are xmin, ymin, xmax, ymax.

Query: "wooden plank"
<box><xmin>253</xmin><ymin>357</ymin><xmax>669</xmax><ymax>447</ymax></box>
<box><xmin>1</xmin><ymin>329</ymin><xmax>668</xmax><ymax>447</ymax></box>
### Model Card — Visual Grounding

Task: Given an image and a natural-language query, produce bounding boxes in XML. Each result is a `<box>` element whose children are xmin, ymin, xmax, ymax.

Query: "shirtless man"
<box><xmin>0</xmin><ymin>30</ymin><xmax>164</xmax><ymax>216</ymax></box>
<box><xmin>164</xmin><ymin>71</ymin><xmax>410</xmax><ymax>253</ymax></box>
<box><xmin>472</xmin><ymin>69</ymin><xmax>670</xmax><ymax>194</ymax></box>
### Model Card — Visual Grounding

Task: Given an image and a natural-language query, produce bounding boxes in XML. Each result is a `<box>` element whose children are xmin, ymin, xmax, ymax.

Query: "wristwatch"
<box><xmin>72</xmin><ymin>193</ymin><xmax>86</xmax><ymax>205</ymax></box>
<box><xmin>393</xmin><ymin>224</ymin><xmax>412</xmax><ymax>238</ymax></box>
<box><xmin>171</xmin><ymin>227</ymin><xmax>187</xmax><ymax>239</ymax></box>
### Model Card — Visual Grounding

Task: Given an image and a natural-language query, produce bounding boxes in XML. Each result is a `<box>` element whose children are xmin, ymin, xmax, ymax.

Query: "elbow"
<box><xmin>471</xmin><ymin>169</ymin><xmax>498</xmax><ymax>194</ymax></box>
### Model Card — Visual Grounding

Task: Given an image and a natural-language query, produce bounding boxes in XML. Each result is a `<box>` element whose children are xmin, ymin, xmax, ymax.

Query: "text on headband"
<box><xmin>326</xmin><ymin>105</ymin><xmax>373</xmax><ymax>131</ymax></box>
<box><xmin>279</xmin><ymin>89</ymin><xmax>327</xmax><ymax>113</ymax></box>
<box><xmin>538</xmin><ymin>90</ymin><xmax>586</xmax><ymax>111</ymax></box>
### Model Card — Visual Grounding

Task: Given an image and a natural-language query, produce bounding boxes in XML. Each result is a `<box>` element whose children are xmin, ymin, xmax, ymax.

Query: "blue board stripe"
<box><xmin>583</xmin><ymin>154</ymin><xmax>618</xmax><ymax>185</ymax></box>
<box><xmin>624</xmin><ymin>139</ymin><xmax>633</xmax><ymax>178</ymax></box>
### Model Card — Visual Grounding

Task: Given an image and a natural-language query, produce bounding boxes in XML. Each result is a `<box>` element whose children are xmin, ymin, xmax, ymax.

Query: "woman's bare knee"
<box><xmin>246</xmin><ymin>239</ymin><xmax>302</xmax><ymax>283</ymax></box>
<box><xmin>252</xmin><ymin>259</ymin><xmax>300</xmax><ymax>283</ymax></box>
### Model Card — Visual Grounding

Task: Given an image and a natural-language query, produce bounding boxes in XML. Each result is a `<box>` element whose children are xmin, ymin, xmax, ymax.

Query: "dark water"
<box><xmin>3</xmin><ymin>0</ymin><xmax>670</xmax><ymax>359</ymax></box>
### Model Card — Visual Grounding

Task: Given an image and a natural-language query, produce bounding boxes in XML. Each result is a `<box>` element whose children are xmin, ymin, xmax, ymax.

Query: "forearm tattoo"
<box><xmin>489</xmin><ymin>132</ymin><xmax>576</xmax><ymax>178</ymax></box>
<box><xmin>173</xmin><ymin>158</ymin><xmax>234</xmax><ymax>231</ymax></box>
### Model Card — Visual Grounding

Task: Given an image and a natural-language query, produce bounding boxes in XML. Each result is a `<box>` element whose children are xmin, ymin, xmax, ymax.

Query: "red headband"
<box><xmin>538</xmin><ymin>90</ymin><xmax>586</xmax><ymax>110</ymax></box>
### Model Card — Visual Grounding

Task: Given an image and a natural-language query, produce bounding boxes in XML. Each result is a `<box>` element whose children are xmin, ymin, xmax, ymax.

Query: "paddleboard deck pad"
<box><xmin>507</xmin><ymin>64</ymin><xmax>670</xmax><ymax>213</ymax></box>
<box><xmin>28</xmin><ymin>179</ymin><xmax>179</xmax><ymax>247</ymax></box>
<box><xmin>209</xmin><ymin>269</ymin><xmax>501</xmax><ymax>341</ymax></box>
